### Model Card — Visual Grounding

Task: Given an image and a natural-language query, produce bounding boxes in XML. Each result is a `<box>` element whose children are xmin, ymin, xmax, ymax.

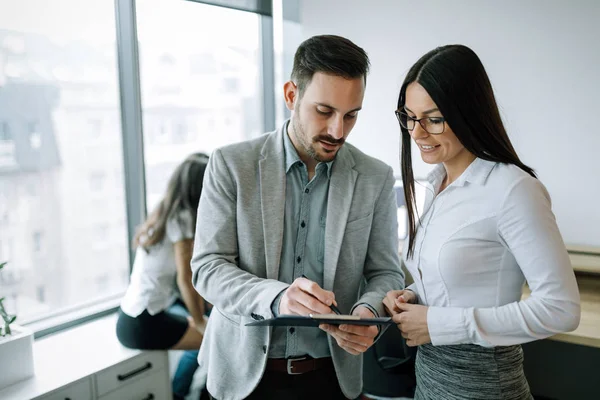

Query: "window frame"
<box><xmin>16</xmin><ymin>0</ymin><xmax>277</xmax><ymax>339</ymax></box>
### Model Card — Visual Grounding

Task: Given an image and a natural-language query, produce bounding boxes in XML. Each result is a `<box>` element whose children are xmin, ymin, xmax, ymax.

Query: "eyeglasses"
<box><xmin>395</xmin><ymin>110</ymin><xmax>446</xmax><ymax>135</ymax></box>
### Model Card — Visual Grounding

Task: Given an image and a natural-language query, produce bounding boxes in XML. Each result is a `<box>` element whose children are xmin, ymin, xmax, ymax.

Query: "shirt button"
<box><xmin>289</xmin><ymin>327</ymin><xmax>295</xmax><ymax>334</ymax></box>
<box><xmin>297</xmin><ymin>256</ymin><xmax>301</xmax><ymax>263</ymax></box>
<box><xmin>301</xmin><ymin>221</ymin><xmax>306</xmax><ymax>228</ymax></box>
<box><xmin>304</xmin><ymin>188</ymin><xmax>309</xmax><ymax>194</ymax></box>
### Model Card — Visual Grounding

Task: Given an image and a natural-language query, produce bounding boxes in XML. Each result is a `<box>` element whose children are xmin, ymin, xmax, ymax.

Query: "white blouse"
<box><xmin>121</xmin><ymin>210</ymin><xmax>195</xmax><ymax>317</ymax></box>
<box><xmin>404</xmin><ymin>158</ymin><xmax>580</xmax><ymax>347</ymax></box>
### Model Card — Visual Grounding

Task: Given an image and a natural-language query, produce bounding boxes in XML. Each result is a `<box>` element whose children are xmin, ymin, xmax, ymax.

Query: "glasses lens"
<box><xmin>423</xmin><ymin>118</ymin><xmax>445</xmax><ymax>134</ymax></box>
<box><xmin>396</xmin><ymin>111</ymin><xmax>411</xmax><ymax>130</ymax></box>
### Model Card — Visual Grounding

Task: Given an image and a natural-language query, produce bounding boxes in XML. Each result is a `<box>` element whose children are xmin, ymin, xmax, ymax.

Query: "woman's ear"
<box><xmin>283</xmin><ymin>81</ymin><xmax>298</xmax><ymax>112</ymax></box>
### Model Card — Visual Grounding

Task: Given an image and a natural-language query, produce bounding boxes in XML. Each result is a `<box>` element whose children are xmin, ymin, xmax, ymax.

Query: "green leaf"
<box><xmin>0</xmin><ymin>261</ymin><xmax>6</xmax><ymax>270</ymax></box>
<box><xmin>8</xmin><ymin>315</ymin><xmax>16</xmax><ymax>324</ymax></box>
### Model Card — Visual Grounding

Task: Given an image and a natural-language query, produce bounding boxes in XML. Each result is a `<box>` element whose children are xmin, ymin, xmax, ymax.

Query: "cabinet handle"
<box><xmin>117</xmin><ymin>362</ymin><xmax>153</xmax><ymax>381</ymax></box>
<box><xmin>141</xmin><ymin>394</ymin><xmax>154</xmax><ymax>400</ymax></box>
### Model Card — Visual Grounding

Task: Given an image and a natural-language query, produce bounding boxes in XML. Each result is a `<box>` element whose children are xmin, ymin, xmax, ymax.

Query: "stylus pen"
<box><xmin>301</xmin><ymin>274</ymin><xmax>342</xmax><ymax>315</ymax></box>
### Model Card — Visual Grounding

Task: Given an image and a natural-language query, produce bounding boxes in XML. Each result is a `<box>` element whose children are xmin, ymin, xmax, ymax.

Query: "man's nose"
<box><xmin>328</xmin><ymin>116</ymin><xmax>344</xmax><ymax>140</ymax></box>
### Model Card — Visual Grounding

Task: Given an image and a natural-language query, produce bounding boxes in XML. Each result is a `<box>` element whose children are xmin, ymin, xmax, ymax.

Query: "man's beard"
<box><xmin>292</xmin><ymin>113</ymin><xmax>344</xmax><ymax>163</ymax></box>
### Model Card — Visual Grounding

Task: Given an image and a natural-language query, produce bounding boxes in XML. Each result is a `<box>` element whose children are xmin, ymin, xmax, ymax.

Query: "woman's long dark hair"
<box><xmin>134</xmin><ymin>152</ymin><xmax>209</xmax><ymax>250</ymax></box>
<box><xmin>398</xmin><ymin>45</ymin><xmax>536</xmax><ymax>258</ymax></box>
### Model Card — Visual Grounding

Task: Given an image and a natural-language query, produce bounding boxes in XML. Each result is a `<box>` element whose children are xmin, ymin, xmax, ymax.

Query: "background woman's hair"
<box><xmin>133</xmin><ymin>152</ymin><xmax>209</xmax><ymax>250</ymax></box>
<box><xmin>397</xmin><ymin>44</ymin><xmax>536</xmax><ymax>258</ymax></box>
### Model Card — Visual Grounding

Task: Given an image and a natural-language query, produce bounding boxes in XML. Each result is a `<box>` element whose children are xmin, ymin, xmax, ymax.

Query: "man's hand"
<box><xmin>319</xmin><ymin>306</ymin><xmax>378</xmax><ymax>355</ymax></box>
<box><xmin>279</xmin><ymin>277</ymin><xmax>337</xmax><ymax>315</ymax></box>
<box><xmin>392</xmin><ymin>302</ymin><xmax>431</xmax><ymax>347</ymax></box>
<box><xmin>383</xmin><ymin>289</ymin><xmax>417</xmax><ymax>316</ymax></box>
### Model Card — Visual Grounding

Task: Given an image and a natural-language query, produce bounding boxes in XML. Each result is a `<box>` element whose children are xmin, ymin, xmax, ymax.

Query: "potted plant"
<box><xmin>0</xmin><ymin>261</ymin><xmax>35</xmax><ymax>390</ymax></box>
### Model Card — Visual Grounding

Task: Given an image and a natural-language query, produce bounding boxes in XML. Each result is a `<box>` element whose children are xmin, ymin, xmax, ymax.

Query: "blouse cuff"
<box><xmin>427</xmin><ymin>306</ymin><xmax>470</xmax><ymax>345</ymax></box>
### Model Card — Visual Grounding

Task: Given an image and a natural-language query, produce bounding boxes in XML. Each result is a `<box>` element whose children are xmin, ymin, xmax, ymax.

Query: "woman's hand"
<box><xmin>187</xmin><ymin>315</ymin><xmax>208</xmax><ymax>336</ymax></box>
<box><xmin>392</xmin><ymin>302</ymin><xmax>431</xmax><ymax>347</ymax></box>
<box><xmin>383</xmin><ymin>289</ymin><xmax>417</xmax><ymax>316</ymax></box>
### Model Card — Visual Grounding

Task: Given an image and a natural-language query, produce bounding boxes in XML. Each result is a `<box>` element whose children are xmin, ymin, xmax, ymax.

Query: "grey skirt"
<box><xmin>414</xmin><ymin>343</ymin><xmax>533</xmax><ymax>400</ymax></box>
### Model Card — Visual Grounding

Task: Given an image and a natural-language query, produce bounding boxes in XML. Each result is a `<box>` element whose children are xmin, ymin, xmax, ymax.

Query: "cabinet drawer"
<box><xmin>95</xmin><ymin>351</ymin><xmax>168</xmax><ymax>397</ymax></box>
<box><xmin>37</xmin><ymin>378</ymin><xmax>93</xmax><ymax>400</ymax></box>
<box><xmin>98</xmin><ymin>369</ymin><xmax>170</xmax><ymax>400</ymax></box>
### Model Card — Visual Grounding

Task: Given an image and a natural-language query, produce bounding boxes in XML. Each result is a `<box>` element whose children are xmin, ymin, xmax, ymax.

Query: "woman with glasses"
<box><xmin>383</xmin><ymin>45</ymin><xmax>580</xmax><ymax>399</ymax></box>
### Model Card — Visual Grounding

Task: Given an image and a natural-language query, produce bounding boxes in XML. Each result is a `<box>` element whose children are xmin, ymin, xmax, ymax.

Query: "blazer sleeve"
<box><xmin>191</xmin><ymin>149</ymin><xmax>289</xmax><ymax>319</ymax></box>
<box><xmin>353</xmin><ymin>167</ymin><xmax>405</xmax><ymax>318</ymax></box>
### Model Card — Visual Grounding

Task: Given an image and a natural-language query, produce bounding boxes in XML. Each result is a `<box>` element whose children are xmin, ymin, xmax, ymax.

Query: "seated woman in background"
<box><xmin>384</xmin><ymin>45</ymin><xmax>580</xmax><ymax>400</ymax></box>
<box><xmin>117</xmin><ymin>152</ymin><xmax>210</xmax><ymax>400</ymax></box>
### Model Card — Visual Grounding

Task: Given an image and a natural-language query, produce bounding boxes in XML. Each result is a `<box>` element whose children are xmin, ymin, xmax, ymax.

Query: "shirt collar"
<box><xmin>283</xmin><ymin>120</ymin><xmax>334</xmax><ymax>178</ymax></box>
<box><xmin>426</xmin><ymin>158</ymin><xmax>497</xmax><ymax>187</ymax></box>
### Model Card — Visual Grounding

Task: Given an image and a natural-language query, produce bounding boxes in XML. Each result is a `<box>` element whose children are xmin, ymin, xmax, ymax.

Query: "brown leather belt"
<box><xmin>266</xmin><ymin>356</ymin><xmax>333</xmax><ymax>375</ymax></box>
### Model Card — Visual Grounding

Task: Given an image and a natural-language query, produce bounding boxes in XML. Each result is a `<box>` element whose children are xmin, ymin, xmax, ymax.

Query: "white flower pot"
<box><xmin>0</xmin><ymin>325</ymin><xmax>34</xmax><ymax>390</ymax></box>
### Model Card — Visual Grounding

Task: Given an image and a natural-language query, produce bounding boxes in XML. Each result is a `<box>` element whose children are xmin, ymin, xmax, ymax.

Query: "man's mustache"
<box><xmin>314</xmin><ymin>135</ymin><xmax>345</xmax><ymax>145</ymax></box>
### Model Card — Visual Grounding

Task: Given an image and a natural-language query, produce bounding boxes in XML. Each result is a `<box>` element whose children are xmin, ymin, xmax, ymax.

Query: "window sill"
<box><xmin>24</xmin><ymin>295</ymin><xmax>123</xmax><ymax>339</ymax></box>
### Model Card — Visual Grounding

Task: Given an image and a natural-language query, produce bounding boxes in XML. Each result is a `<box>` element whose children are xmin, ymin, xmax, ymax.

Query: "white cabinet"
<box><xmin>31</xmin><ymin>352</ymin><xmax>170</xmax><ymax>400</ymax></box>
<box><xmin>37</xmin><ymin>378</ymin><xmax>93</xmax><ymax>400</ymax></box>
<box><xmin>98</xmin><ymin>370</ymin><xmax>170</xmax><ymax>400</ymax></box>
<box><xmin>95</xmin><ymin>351</ymin><xmax>168</xmax><ymax>398</ymax></box>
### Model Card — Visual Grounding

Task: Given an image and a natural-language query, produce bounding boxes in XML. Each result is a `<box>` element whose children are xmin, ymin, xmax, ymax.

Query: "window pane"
<box><xmin>0</xmin><ymin>0</ymin><xmax>129</xmax><ymax>323</ymax></box>
<box><xmin>136</xmin><ymin>0</ymin><xmax>263</xmax><ymax>209</ymax></box>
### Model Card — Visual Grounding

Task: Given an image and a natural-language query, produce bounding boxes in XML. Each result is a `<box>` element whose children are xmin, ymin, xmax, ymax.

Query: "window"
<box><xmin>89</xmin><ymin>171</ymin><xmax>107</xmax><ymax>192</ymax></box>
<box><xmin>136</xmin><ymin>0</ymin><xmax>263</xmax><ymax>210</ymax></box>
<box><xmin>28</xmin><ymin>121</ymin><xmax>42</xmax><ymax>150</ymax></box>
<box><xmin>0</xmin><ymin>121</ymin><xmax>16</xmax><ymax>167</ymax></box>
<box><xmin>0</xmin><ymin>0</ymin><xmax>274</xmax><ymax>336</ymax></box>
<box><xmin>0</xmin><ymin>238</ymin><xmax>13</xmax><ymax>261</ymax></box>
<box><xmin>0</xmin><ymin>121</ymin><xmax>11</xmax><ymax>141</ymax></box>
<box><xmin>92</xmin><ymin>224</ymin><xmax>110</xmax><ymax>251</ymax></box>
<box><xmin>0</xmin><ymin>193</ymin><xmax>8</xmax><ymax>223</ymax></box>
<box><xmin>32</xmin><ymin>231</ymin><xmax>43</xmax><ymax>253</ymax></box>
<box><xmin>36</xmin><ymin>285</ymin><xmax>46</xmax><ymax>303</ymax></box>
<box><xmin>88</xmin><ymin>118</ymin><xmax>103</xmax><ymax>139</ymax></box>
<box><xmin>0</xmin><ymin>0</ymin><xmax>129</xmax><ymax>325</ymax></box>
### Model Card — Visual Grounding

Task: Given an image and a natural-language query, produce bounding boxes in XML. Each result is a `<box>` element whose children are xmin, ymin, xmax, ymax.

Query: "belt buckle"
<box><xmin>286</xmin><ymin>356</ymin><xmax>307</xmax><ymax>375</ymax></box>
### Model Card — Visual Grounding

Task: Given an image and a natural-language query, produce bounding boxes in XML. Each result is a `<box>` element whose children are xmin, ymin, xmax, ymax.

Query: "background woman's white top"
<box><xmin>120</xmin><ymin>210</ymin><xmax>195</xmax><ymax>317</ymax></box>
<box><xmin>404</xmin><ymin>158</ymin><xmax>580</xmax><ymax>347</ymax></box>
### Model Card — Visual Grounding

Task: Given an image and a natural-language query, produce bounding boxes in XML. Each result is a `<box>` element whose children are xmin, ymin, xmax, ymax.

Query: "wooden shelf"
<box><xmin>523</xmin><ymin>275</ymin><xmax>600</xmax><ymax>349</ymax></box>
<box><xmin>568</xmin><ymin>246</ymin><xmax>600</xmax><ymax>274</ymax></box>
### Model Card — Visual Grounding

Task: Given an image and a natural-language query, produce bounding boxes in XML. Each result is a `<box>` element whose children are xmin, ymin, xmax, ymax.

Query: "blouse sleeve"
<box><xmin>166</xmin><ymin>209</ymin><xmax>196</xmax><ymax>243</ymax></box>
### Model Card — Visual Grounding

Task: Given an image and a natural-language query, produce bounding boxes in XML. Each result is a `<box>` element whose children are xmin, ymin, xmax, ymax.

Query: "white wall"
<box><xmin>298</xmin><ymin>0</ymin><xmax>600</xmax><ymax>247</ymax></box>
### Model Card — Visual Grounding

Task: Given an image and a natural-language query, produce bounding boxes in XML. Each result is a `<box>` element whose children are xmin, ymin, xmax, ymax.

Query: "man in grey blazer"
<box><xmin>191</xmin><ymin>35</ymin><xmax>404</xmax><ymax>400</ymax></box>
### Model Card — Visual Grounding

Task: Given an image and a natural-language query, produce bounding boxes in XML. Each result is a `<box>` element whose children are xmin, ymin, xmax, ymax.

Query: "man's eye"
<box><xmin>345</xmin><ymin>113</ymin><xmax>357</xmax><ymax>119</ymax></box>
<box><xmin>317</xmin><ymin>109</ymin><xmax>332</xmax><ymax>115</ymax></box>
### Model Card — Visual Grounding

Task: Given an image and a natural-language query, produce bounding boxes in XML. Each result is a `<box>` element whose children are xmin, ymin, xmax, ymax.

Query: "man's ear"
<box><xmin>283</xmin><ymin>81</ymin><xmax>298</xmax><ymax>111</ymax></box>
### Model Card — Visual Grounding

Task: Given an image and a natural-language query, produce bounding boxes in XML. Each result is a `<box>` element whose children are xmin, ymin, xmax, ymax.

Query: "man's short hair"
<box><xmin>291</xmin><ymin>35</ymin><xmax>370</xmax><ymax>98</ymax></box>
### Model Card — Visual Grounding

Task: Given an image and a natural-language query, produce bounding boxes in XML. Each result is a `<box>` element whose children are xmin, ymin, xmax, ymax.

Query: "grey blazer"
<box><xmin>191</xmin><ymin>124</ymin><xmax>404</xmax><ymax>400</ymax></box>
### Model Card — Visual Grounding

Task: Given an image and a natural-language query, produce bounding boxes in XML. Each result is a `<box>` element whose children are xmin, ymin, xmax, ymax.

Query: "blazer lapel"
<box><xmin>259</xmin><ymin>128</ymin><xmax>286</xmax><ymax>280</ymax></box>
<box><xmin>323</xmin><ymin>148</ymin><xmax>357</xmax><ymax>291</ymax></box>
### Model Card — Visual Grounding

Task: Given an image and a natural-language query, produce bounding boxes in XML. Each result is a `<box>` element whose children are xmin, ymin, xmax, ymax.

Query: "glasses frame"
<box><xmin>395</xmin><ymin>109</ymin><xmax>447</xmax><ymax>135</ymax></box>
